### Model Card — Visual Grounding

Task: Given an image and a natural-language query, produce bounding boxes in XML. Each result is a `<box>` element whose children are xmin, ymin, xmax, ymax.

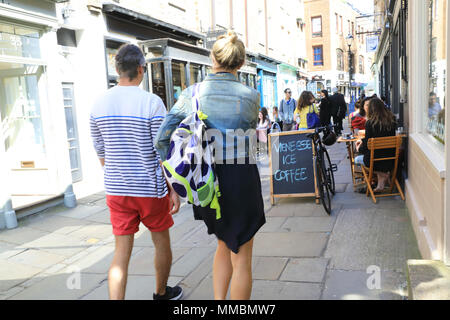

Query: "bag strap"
<box><xmin>191</xmin><ymin>83</ymin><xmax>201</xmax><ymax>113</ymax></box>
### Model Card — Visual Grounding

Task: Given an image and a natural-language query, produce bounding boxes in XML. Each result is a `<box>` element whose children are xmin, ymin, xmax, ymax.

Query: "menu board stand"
<box><xmin>268</xmin><ymin>130</ymin><xmax>320</xmax><ymax>205</ymax></box>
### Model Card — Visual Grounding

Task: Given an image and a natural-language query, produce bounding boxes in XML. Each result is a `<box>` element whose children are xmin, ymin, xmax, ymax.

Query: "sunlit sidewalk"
<box><xmin>0</xmin><ymin>133</ymin><xmax>420</xmax><ymax>300</ymax></box>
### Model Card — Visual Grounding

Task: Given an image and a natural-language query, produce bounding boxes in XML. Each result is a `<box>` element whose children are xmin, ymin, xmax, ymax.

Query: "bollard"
<box><xmin>4</xmin><ymin>199</ymin><xmax>17</xmax><ymax>229</ymax></box>
<box><xmin>64</xmin><ymin>185</ymin><xmax>77</xmax><ymax>208</ymax></box>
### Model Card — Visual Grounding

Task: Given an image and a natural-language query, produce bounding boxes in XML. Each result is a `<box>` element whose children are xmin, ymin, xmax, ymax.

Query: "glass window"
<box><xmin>311</xmin><ymin>16</ymin><xmax>322</xmax><ymax>37</ymax></box>
<box><xmin>249</xmin><ymin>74</ymin><xmax>256</xmax><ymax>89</ymax></box>
<box><xmin>313</xmin><ymin>46</ymin><xmax>323</xmax><ymax>66</ymax></box>
<box><xmin>337</xmin><ymin>49</ymin><xmax>344</xmax><ymax>71</ymax></box>
<box><xmin>151</xmin><ymin>62</ymin><xmax>167</xmax><ymax>108</ymax></box>
<box><xmin>359</xmin><ymin>55</ymin><xmax>364</xmax><ymax>74</ymax></box>
<box><xmin>172</xmin><ymin>61</ymin><xmax>187</xmax><ymax>105</ymax></box>
<box><xmin>62</xmin><ymin>83</ymin><xmax>82</xmax><ymax>182</ymax></box>
<box><xmin>189</xmin><ymin>63</ymin><xmax>202</xmax><ymax>85</ymax></box>
<box><xmin>427</xmin><ymin>0</ymin><xmax>446</xmax><ymax>144</ymax></box>
<box><xmin>0</xmin><ymin>22</ymin><xmax>41</xmax><ymax>59</ymax></box>
<box><xmin>0</xmin><ymin>63</ymin><xmax>45</xmax><ymax>157</ymax></box>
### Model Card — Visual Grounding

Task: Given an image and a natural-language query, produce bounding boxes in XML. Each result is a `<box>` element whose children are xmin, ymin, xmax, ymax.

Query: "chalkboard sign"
<box><xmin>268</xmin><ymin>130</ymin><xmax>319</xmax><ymax>205</ymax></box>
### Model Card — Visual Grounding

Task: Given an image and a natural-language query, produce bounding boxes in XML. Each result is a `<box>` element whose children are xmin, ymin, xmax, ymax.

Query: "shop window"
<box><xmin>313</xmin><ymin>46</ymin><xmax>323</xmax><ymax>66</ymax></box>
<box><xmin>105</xmin><ymin>39</ymin><xmax>126</xmax><ymax>88</ymax></box>
<box><xmin>249</xmin><ymin>74</ymin><xmax>256</xmax><ymax>89</ymax></box>
<box><xmin>0</xmin><ymin>22</ymin><xmax>41</xmax><ymax>59</ymax></box>
<box><xmin>57</xmin><ymin>28</ymin><xmax>77</xmax><ymax>47</ymax></box>
<box><xmin>62</xmin><ymin>83</ymin><xmax>82</xmax><ymax>182</ymax></box>
<box><xmin>427</xmin><ymin>0</ymin><xmax>446</xmax><ymax>144</ymax></box>
<box><xmin>172</xmin><ymin>61</ymin><xmax>187</xmax><ymax>105</ymax></box>
<box><xmin>151</xmin><ymin>62</ymin><xmax>167</xmax><ymax>108</ymax></box>
<box><xmin>336</xmin><ymin>49</ymin><xmax>344</xmax><ymax>71</ymax></box>
<box><xmin>311</xmin><ymin>16</ymin><xmax>322</xmax><ymax>37</ymax></box>
<box><xmin>0</xmin><ymin>63</ymin><xmax>45</xmax><ymax>160</ymax></box>
<box><xmin>189</xmin><ymin>63</ymin><xmax>202</xmax><ymax>85</ymax></box>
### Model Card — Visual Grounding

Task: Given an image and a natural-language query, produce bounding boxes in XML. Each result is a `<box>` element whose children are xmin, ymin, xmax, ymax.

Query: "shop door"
<box><xmin>62</xmin><ymin>83</ymin><xmax>82</xmax><ymax>183</ymax></box>
<box><xmin>150</xmin><ymin>62</ymin><xmax>168</xmax><ymax>108</ymax></box>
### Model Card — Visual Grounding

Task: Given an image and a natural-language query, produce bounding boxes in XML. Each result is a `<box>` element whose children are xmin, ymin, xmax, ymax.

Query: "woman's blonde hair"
<box><xmin>211</xmin><ymin>30</ymin><xmax>246</xmax><ymax>71</ymax></box>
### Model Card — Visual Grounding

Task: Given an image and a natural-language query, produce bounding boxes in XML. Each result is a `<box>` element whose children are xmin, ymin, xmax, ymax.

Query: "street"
<box><xmin>0</xmin><ymin>136</ymin><xmax>421</xmax><ymax>300</ymax></box>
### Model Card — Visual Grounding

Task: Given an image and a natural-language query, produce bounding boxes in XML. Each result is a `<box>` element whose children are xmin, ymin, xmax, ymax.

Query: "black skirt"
<box><xmin>193</xmin><ymin>162</ymin><xmax>266</xmax><ymax>254</ymax></box>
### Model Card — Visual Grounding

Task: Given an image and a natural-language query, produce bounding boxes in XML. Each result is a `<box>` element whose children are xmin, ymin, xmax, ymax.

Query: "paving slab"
<box><xmin>281</xmin><ymin>217</ymin><xmax>336</xmax><ymax>233</ymax></box>
<box><xmin>174</xmin><ymin>225</ymin><xmax>218</xmax><ymax>248</ymax></box>
<box><xmin>252</xmin><ymin>280</ymin><xmax>322</xmax><ymax>300</ymax></box>
<box><xmin>407</xmin><ymin>260</ymin><xmax>450</xmax><ymax>300</ymax></box>
<box><xmin>171</xmin><ymin>247</ymin><xmax>215</xmax><ymax>277</ymax></box>
<box><xmin>252</xmin><ymin>257</ymin><xmax>289</xmax><ymax>281</ymax></box>
<box><xmin>81</xmin><ymin>275</ymin><xmax>183</xmax><ymax>300</ymax></box>
<box><xmin>19</xmin><ymin>233</ymin><xmax>89</xmax><ymax>258</ymax></box>
<box><xmin>47</xmin><ymin>203</ymin><xmax>106</xmax><ymax>220</ymax></box>
<box><xmin>279</xmin><ymin>258</ymin><xmax>329</xmax><ymax>283</ymax></box>
<box><xmin>0</xmin><ymin>241</ymin><xmax>27</xmax><ymax>260</ymax></box>
<box><xmin>8</xmin><ymin>249</ymin><xmax>66</xmax><ymax>269</ymax></box>
<box><xmin>179</xmin><ymin>255</ymin><xmax>214</xmax><ymax>299</ymax></box>
<box><xmin>66</xmin><ymin>223</ymin><xmax>112</xmax><ymax>241</ymax></box>
<box><xmin>322</xmin><ymin>269</ymin><xmax>406</xmax><ymax>300</ymax></box>
<box><xmin>253</xmin><ymin>233</ymin><xmax>328</xmax><ymax>258</ymax></box>
<box><xmin>20</xmin><ymin>215</ymin><xmax>91</xmax><ymax>235</ymax></box>
<box><xmin>0</xmin><ymin>259</ymin><xmax>43</xmax><ymax>292</ymax></box>
<box><xmin>84</xmin><ymin>209</ymin><xmax>110</xmax><ymax>224</ymax></box>
<box><xmin>259</xmin><ymin>217</ymin><xmax>288</xmax><ymax>232</ymax></box>
<box><xmin>0</xmin><ymin>227</ymin><xmax>49</xmax><ymax>246</ymax></box>
<box><xmin>128</xmin><ymin>247</ymin><xmax>190</xmax><ymax>276</ymax></box>
<box><xmin>325</xmin><ymin>208</ymin><xmax>421</xmax><ymax>271</ymax></box>
<box><xmin>9</xmin><ymin>272</ymin><xmax>106</xmax><ymax>300</ymax></box>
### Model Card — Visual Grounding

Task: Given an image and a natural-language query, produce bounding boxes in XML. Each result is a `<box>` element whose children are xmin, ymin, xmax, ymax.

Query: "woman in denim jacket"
<box><xmin>155</xmin><ymin>31</ymin><xmax>265</xmax><ymax>300</ymax></box>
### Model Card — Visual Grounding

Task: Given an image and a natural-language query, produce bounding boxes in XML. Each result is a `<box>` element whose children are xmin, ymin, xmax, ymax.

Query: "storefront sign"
<box><xmin>366</xmin><ymin>36</ymin><xmax>379</xmax><ymax>53</ymax></box>
<box><xmin>268</xmin><ymin>130</ymin><xmax>318</xmax><ymax>205</ymax></box>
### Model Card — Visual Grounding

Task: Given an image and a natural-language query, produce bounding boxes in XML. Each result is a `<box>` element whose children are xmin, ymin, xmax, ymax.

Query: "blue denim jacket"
<box><xmin>155</xmin><ymin>73</ymin><xmax>260</xmax><ymax>162</ymax></box>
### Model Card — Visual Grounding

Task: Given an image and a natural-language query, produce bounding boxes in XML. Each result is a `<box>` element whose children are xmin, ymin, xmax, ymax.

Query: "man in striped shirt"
<box><xmin>90</xmin><ymin>44</ymin><xmax>182</xmax><ymax>300</ymax></box>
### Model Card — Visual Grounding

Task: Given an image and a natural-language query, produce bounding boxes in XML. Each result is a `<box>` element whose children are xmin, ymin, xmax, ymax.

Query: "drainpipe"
<box><xmin>64</xmin><ymin>185</ymin><xmax>77</xmax><ymax>208</ymax></box>
<box><xmin>229</xmin><ymin>0</ymin><xmax>233</xmax><ymax>29</ymax></box>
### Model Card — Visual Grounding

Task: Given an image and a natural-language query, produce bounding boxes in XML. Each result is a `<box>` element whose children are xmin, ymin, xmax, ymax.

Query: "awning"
<box><xmin>103</xmin><ymin>4</ymin><xmax>205</xmax><ymax>44</ymax></box>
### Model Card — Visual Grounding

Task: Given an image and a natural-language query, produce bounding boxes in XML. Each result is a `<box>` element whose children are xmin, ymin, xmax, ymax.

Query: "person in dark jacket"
<box><xmin>329</xmin><ymin>88</ymin><xmax>347</xmax><ymax>135</ymax></box>
<box><xmin>318</xmin><ymin>89</ymin><xmax>332</xmax><ymax>126</ymax></box>
<box><xmin>355</xmin><ymin>98</ymin><xmax>397</xmax><ymax>192</ymax></box>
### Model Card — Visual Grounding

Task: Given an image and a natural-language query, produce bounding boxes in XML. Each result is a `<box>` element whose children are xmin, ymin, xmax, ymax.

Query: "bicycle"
<box><xmin>307</xmin><ymin>125</ymin><xmax>338</xmax><ymax>215</ymax></box>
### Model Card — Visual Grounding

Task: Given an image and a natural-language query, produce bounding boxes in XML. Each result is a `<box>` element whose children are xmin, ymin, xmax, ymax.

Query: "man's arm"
<box><xmin>278</xmin><ymin>100</ymin><xmax>284</xmax><ymax>121</ymax></box>
<box><xmin>90</xmin><ymin>115</ymin><xmax>105</xmax><ymax>167</ymax></box>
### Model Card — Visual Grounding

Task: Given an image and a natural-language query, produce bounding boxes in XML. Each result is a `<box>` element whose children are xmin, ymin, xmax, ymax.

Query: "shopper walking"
<box><xmin>329</xmin><ymin>87</ymin><xmax>347</xmax><ymax>135</ymax></box>
<box><xmin>90</xmin><ymin>44</ymin><xmax>182</xmax><ymax>300</ymax></box>
<box><xmin>155</xmin><ymin>31</ymin><xmax>265</xmax><ymax>300</ymax></box>
<box><xmin>318</xmin><ymin>89</ymin><xmax>332</xmax><ymax>127</ymax></box>
<box><xmin>294</xmin><ymin>91</ymin><xmax>319</xmax><ymax>130</ymax></box>
<box><xmin>279</xmin><ymin>88</ymin><xmax>297</xmax><ymax>131</ymax></box>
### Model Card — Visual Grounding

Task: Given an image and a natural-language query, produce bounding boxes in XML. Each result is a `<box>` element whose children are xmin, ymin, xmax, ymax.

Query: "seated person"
<box><xmin>355</xmin><ymin>98</ymin><xmax>397</xmax><ymax>192</ymax></box>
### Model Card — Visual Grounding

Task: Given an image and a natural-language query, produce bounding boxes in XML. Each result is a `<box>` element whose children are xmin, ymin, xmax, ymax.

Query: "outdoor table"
<box><xmin>337</xmin><ymin>133</ymin><xmax>407</xmax><ymax>191</ymax></box>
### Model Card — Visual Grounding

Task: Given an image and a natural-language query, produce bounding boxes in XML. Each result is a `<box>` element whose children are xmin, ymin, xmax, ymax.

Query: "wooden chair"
<box><xmin>360</xmin><ymin>136</ymin><xmax>405</xmax><ymax>203</ymax></box>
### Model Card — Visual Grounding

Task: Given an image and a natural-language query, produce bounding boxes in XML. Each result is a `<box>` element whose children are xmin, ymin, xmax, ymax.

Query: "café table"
<box><xmin>337</xmin><ymin>133</ymin><xmax>365</xmax><ymax>190</ymax></box>
<box><xmin>337</xmin><ymin>132</ymin><xmax>407</xmax><ymax>190</ymax></box>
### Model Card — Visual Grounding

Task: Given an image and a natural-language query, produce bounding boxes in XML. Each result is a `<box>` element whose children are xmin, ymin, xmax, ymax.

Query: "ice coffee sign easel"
<box><xmin>268</xmin><ymin>130</ymin><xmax>319</xmax><ymax>205</ymax></box>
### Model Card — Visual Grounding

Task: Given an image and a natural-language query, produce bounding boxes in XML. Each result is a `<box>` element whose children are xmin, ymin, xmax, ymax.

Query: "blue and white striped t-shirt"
<box><xmin>90</xmin><ymin>85</ymin><xmax>168</xmax><ymax>198</ymax></box>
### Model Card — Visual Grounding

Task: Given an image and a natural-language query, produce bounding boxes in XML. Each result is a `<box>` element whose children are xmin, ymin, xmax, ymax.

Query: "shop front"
<box><xmin>277</xmin><ymin>63</ymin><xmax>301</xmax><ymax>102</ymax></box>
<box><xmin>255</xmin><ymin>55</ymin><xmax>280</xmax><ymax>113</ymax></box>
<box><xmin>0</xmin><ymin>1</ymin><xmax>75</xmax><ymax>227</ymax></box>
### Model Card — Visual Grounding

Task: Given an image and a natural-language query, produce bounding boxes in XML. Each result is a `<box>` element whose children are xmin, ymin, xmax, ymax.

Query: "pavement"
<box><xmin>0</xmin><ymin>131</ymin><xmax>421</xmax><ymax>300</ymax></box>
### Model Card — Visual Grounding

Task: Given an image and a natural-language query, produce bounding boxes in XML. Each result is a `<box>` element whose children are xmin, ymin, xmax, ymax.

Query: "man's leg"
<box><xmin>108</xmin><ymin>234</ymin><xmax>134</xmax><ymax>300</ymax></box>
<box><xmin>151</xmin><ymin>229</ymin><xmax>172</xmax><ymax>295</ymax></box>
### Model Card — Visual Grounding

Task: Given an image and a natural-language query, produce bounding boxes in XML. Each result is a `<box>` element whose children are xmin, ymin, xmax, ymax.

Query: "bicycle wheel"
<box><xmin>316</xmin><ymin>157</ymin><xmax>332</xmax><ymax>215</ymax></box>
<box><xmin>322</xmin><ymin>148</ymin><xmax>336</xmax><ymax>195</ymax></box>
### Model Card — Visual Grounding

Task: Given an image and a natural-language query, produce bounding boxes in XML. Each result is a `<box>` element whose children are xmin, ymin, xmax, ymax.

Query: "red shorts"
<box><xmin>106</xmin><ymin>195</ymin><xmax>174</xmax><ymax>236</ymax></box>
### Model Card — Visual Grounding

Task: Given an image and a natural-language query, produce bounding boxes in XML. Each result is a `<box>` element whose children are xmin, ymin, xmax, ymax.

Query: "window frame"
<box><xmin>311</xmin><ymin>16</ymin><xmax>322</xmax><ymax>38</ymax></box>
<box><xmin>313</xmin><ymin>45</ymin><xmax>324</xmax><ymax>66</ymax></box>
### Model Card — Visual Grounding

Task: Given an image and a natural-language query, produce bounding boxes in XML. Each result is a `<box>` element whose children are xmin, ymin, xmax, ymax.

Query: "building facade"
<box><xmin>0</xmin><ymin>0</ymin><xmax>311</xmax><ymax>225</ymax></box>
<box><xmin>304</xmin><ymin>0</ymin><xmax>373</xmax><ymax>102</ymax></box>
<box><xmin>373</xmin><ymin>0</ymin><xmax>450</xmax><ymax>265</ymax></box>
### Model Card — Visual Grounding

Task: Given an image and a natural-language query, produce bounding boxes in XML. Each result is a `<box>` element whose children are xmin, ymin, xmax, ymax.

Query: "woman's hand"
<box><xmin>355</xmin><ymin>140</ymin><xmax>362</xmax><ymax>151</ymax></box>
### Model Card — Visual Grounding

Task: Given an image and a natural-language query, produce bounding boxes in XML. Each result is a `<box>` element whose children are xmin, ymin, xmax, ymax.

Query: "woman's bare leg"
<box><xmin>230</xmin><ymin>238</ymin><xmax>254</xmax><ymax>300</ymax></box>
<box><xmin>213</xmin><ymin>240</ymin><xmax>233</xmax><ymax>300</ymax></box>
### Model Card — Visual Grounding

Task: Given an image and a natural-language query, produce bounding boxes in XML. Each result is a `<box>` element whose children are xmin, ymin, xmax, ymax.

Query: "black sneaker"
<box><xmin>153</xmin><ymin>286</ymin><xmax>183</xmax><ymax>300</ymax></box>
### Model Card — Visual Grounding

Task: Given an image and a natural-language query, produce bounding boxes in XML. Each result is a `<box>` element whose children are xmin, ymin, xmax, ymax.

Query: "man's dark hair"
<box><xmin>115</xmin><ymin>44</ymin><xmax>146</xmax><ymax>81</ymax></box>
<box><xmin>284</xmin><ymin>88</ymin><xmax>292</xmax><ymax>94</ymax></box>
